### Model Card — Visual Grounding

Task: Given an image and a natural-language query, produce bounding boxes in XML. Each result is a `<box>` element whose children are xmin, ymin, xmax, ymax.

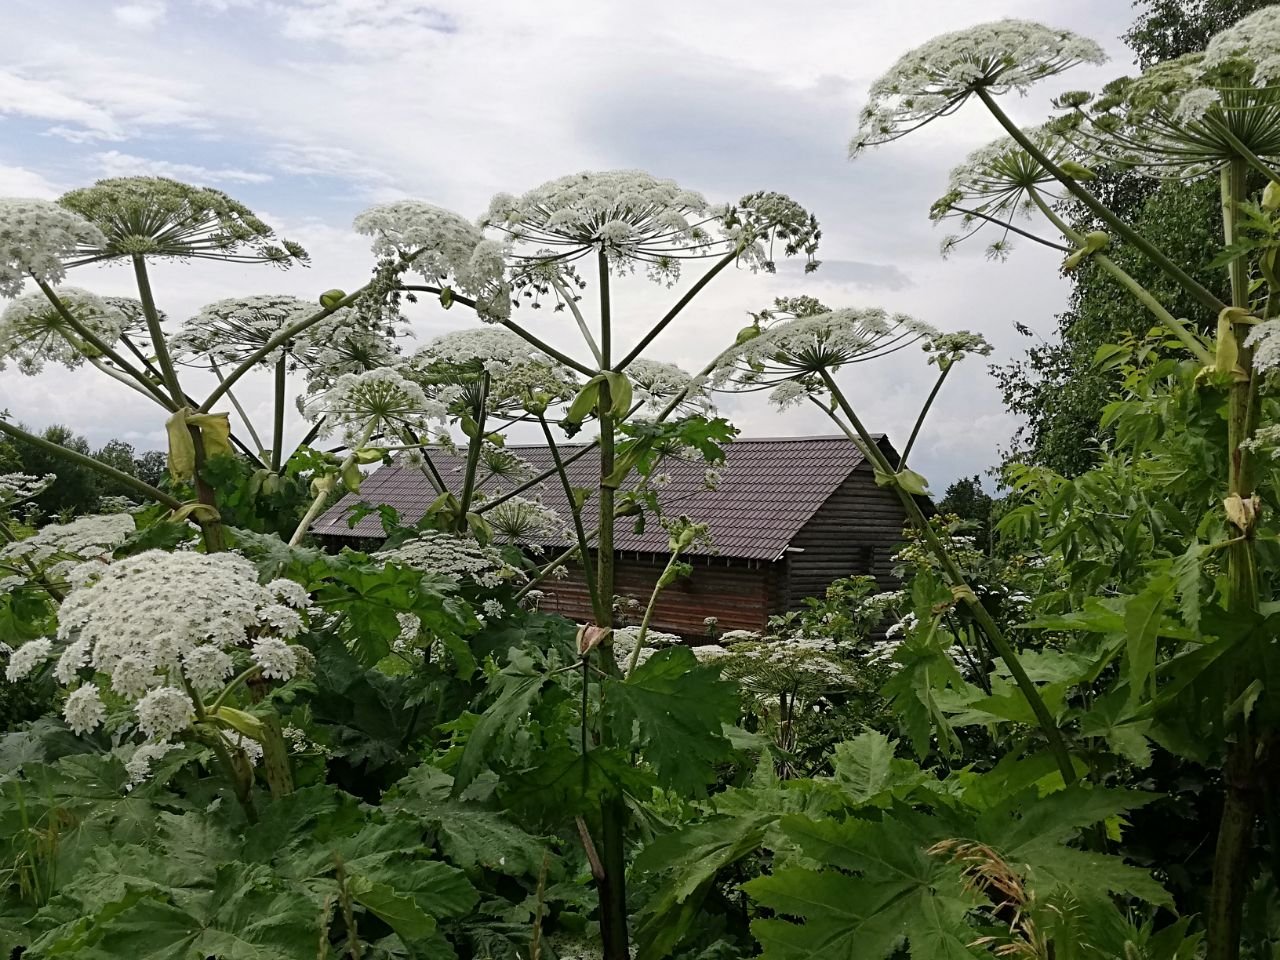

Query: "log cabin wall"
<box><xmin>783</xmin><ymin>460</ymin><xmax>910</xmax><ymax>608</ymax></box>
<box><xmin>533</xmin><ymin>552</ymin><xmax>774</xmax><ymax>636</ymax></box>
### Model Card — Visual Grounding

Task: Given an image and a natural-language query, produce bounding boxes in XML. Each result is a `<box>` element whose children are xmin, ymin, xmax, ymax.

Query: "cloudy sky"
<box><xmin>0</xmin><ymin>0</ymin><xmax>1143</xmax><ymax>491</ymax></box>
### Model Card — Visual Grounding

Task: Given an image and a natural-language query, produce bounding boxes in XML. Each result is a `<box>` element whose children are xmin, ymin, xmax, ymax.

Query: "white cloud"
<box><xmin>0</xmin><ymin>0</ymin><xmax>1140</xmax><ymax>485</ymax></box>
<box><xmin>94</xmin><ymin>150</ymin><xmax>272</xmax><ymax>185</ymax></box>
<box><xmin>0</xmin><ymin>165</ymin><xmax>61</xmax><ymax>198</ymax></box>
<box><xmin>113</xmin><ymin>1</ymin><xmax>168</xmax><ymax>28</ymax></box>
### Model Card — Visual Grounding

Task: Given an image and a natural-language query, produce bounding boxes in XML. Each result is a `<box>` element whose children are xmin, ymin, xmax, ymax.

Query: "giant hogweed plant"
<box><xmin>625</xmin><ymin>11</ymin><xmax>1280</xmax><ymax>960</ymax></box>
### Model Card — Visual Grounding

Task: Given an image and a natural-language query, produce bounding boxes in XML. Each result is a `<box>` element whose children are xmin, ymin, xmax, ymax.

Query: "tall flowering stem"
<box><xmin>538</xmin><ymin>412</ymin><xmax>601</xmax><ymax>620</ymax></box>
<box><xmin>1207</xmin><ymin>155</ymin><xmax>1263</xmax><ymax>960</ymax></box>
<box><xmin>455</xmin><ymin>371</ymin><xmax>490</xmax><ymax>529</ymax></box>
<box><xmin>814</xmin><ymin>368</ymin><xmax>1077</xmax><ymax>785</ymax></box>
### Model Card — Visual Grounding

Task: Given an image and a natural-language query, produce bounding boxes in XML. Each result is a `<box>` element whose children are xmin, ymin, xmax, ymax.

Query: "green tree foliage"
<box><xmin>936</xmin><ymin>475</ymin><xmax>994</xmax><ymax>548</ymax></box>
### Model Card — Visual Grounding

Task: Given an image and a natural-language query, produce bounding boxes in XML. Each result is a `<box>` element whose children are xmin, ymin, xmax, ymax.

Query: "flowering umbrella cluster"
<box><xmin>1082</xmin><ymin>51</ymin><xmax>1280</xmax><ymax>180</ymax></box>
<box><xmin>4</xmin><ymin>550</ymin><xmax>310</xmax><ymax>751</ymax></box>
<box><xmin>57</xmin><ymin>177</ymin><xmax>307</xmax><ymax>266</ymax></box>
<box><xmin>303</xmin><ymin>367</ymin><xmax>445</xmax><ymax>447</ymax></box>
<box><xmin>931</xmin><ymin>124</ymin><xmax>1084</xmax><ymax>259</ymax></box>
<box><xmin>0</xmin><ymin>472</ymin><xmax>55</xmax><ymax>510</ymax></box>
<box><xmin>851</xmin><ymin>20</ymin><xmax>1106</xmax><ymax>155</ymax></box>
<box><xmin>627</xmin><ymin>358</ymin><xmax>711</xmax><ymax>413</ymax></box>
<box><xmin>354</xmin><ymin>201</ymin><xmax>509</xmax><ymax>320</ymax></box>
<box><xmin>714</xmin><ymin>307</ymin><xmax>939</xmax><ymax>407</ymax></box>
<box><xmin>408</xmin><ymin>328</ymin><xmax>580</xmax><ymax>416</ymax></box>
<box><xmin>483</xmin><ymin>170</ymin><xmax>714</xmax><ymax>283</ymax></box>
<box><xmin>484</xmin><ymin>495</ymin><xmax>564</xmax><ymax>546</ymax></box>
<box><xmin>377</xmin><ymin>530</ymin><xmax>523</xmax><ymax>589</ymax></box>
<box><xmin>0</xmin><ymin>198</ymin><xmax>105</xmax><ymax>297</ymax></box>
<box><xmin>1202</xmin><ymin>7</ymin><xmax>1280</xmax><ymax>86</ymax></box>
<box><xmin>172</xmin><ymin>294</ymin><xmax>405</xmax><ymax>388</ymax></box>
<box><xmin>0</xmin><ymin>513</ymin><xmax>136</xmax><ymax>588</ymax></box>
<box><xmin>0</xmin><ymin>287</ymin><xmax>126</xmax><ymax>374</ymax></box>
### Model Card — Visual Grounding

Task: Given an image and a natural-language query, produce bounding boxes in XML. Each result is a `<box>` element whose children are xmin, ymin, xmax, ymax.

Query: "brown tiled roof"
<box><xmin>312</xmin><ymin>435</ymin><xmax>886</xmax><ymax>562</ymax></box>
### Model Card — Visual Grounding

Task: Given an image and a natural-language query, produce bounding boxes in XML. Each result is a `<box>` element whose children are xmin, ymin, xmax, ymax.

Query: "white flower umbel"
<box><xmin>50</xmin><ymin>550</ymin><xmax>309</xmax><ymax>742</ymax></box>
<box><xmin>1</xmin><ymin>513</ymin><xmax>135</xmax><ymax>571</ymax></box>
<box><xmin>0</xmin><ymin>287</ymin><xmax>126</xmax><ymax>374</ymax></box>
<box><xmin>5</xmin><ymin>637</ymin><xmax>52</xmax><ymax>681</ymax></box>
<box><xmin>63</xmin><ymin>682</ymin><xmax>107</xmax><ymax>735</ymax></box>
<box><xmin>715</xmin><ymin>307</ymin><xmax>939</xmax><ymax>406</ymax></box>
<box><xmin>482</xmin><ymin>170</ymin><xmax>713</xmax><ymax>283</ymax></box>
<box><xmin>851</xmin><ymin>20</ymin><xmax>1106</xmax><ymax>154</ymax></box>
<box><xmin>171</xmin><ymin>294</ymin><xmax>314</xmax><ymax>367</ymax></box>
<box><xmin>1247</xmin><ymin>320</ymin><xmax>1280</xmax><ymax>374</ymax></box>
<box><xmin>134</xmin><ymin>686</ymin><xmax>195</xmax><ymax>740</ymax></box>
<box><xmin>378</xmin><ymin>530</ymin><xmax>523</xmax><ymax>589</ymax></box>
<box><xmin>409</xmin><ymin>327</ymin><xmax>580</xmax><ymax>413</ymax></box>
<box><xmin>485</xmin><ymin>496</ymin><xmax>564</xmax><ymax>546</ymax></box>
<box><xmin>0</xmin><ymin>472</ymin><xmax>56</xmax><ymax>508</ymax></box>
<box><xmin>304</xmin><ymin>367</ymin><xmax>444</xmax><ymax>446</ymax></box>
<box><xmin>627</xmin><ymin>359</ymin><xmax>711</xmax><ymax>412</ymax></box>
<box><xmin>354</xmin><ymin>201</ymin><xmax>509</xmax><ymax>319</ymax></box>
<box><xmin>922</xmin><ymin>331</ymin><xmax>994</xmax><ymax>367</ymax></box>
<box><xmin>1202</xmin><ymin>7</ymin><xmax>1280</xmax><ymax>86</ymax></box>
<box><xmin>1085</xmin><ymin>53</ymin><xmax>1280</xmax><ymax>179</ymax></box>
<box><xmin>931</xmin><ymin>124</ymin><xmax>1082</xmax><ymax>259</ymax></box>
<box><xmin>58</xmin><ymin>177</ymin><xmax>307</xmax><ymax>266</ymax></box>
<box><xmin>0</xmin><ymin>198</ymin><xmax>105</xmax><ymax>297</ymax></box>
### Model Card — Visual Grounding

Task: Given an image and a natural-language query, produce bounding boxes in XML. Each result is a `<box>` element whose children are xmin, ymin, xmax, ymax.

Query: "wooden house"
<box><xmin>312</xmin><ymin>435</ymin><xmax>914</xmax><ymax>637</ymax></box>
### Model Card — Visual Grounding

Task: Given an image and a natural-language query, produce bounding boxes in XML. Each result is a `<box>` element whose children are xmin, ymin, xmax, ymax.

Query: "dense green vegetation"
<box><xmin>2</xmin><ymin>3</ymin><xmax>1280</xmax><ymax>959</ymax></box>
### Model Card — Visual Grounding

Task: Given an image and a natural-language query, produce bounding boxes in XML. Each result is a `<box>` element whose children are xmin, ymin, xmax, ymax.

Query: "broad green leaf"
<box><xmin>831</xmin><ymin>732</ymin><xmax>927</xmax><ymax>808</ymax></box>
<box><xmin>350</xmin><ymin>875</ymin><xmax>437</xmax><ymax>943</ymax></box>
<box><xmin>452</xmin><ymin>657</ymin><xmax>550</xmax><ymax>795</ymax></box>
<box><xmin>605</xmin><ymin>646</ymin><xmax>738</xmax><ymax>795</ymax></box>
<box><xmin>1124</xmin><ymin>577</ymin><xmax>1174</xmax><ymax>701</ymax></box>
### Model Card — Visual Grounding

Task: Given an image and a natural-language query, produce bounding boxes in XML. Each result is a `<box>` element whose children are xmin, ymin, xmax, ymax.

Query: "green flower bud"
<box><xmin>735</xmin><ymin>321</ymin><xmax>762</xmax><ymax>345</ymax></box>
<box><xmin>1059</xmin><ymin>160</ymin><xmax>1097</xmax><ymax>181</ymax></box>
<box><xmin>1263</xmin><ymin>180</ymin><xmax>1280</xmax><ymax>213</ymax></box>
<box><xmin>319</xmin><ymin>289</ymin><xmax>346</xmax><ymax>309</ymax></box>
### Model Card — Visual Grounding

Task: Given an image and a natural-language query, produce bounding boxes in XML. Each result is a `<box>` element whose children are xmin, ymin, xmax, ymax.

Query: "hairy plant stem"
<box><xmin>1207</xmin><ymin>157</ymin><xmax>1262</xmax><ymax>960</ymax></box>
<box><xmin>456</xmin><ymin>373</ymin><xmax>489</xmax><ymax>528</ymax></box>
<box><xmin>131</xmin><ymin>256</ymin><xmax>227</xmax><ymax>551</ymax></box>
<box><xmin>1027</xmin><ymin>189</ymin><xmax>1214</xmax><ymax>365</ymax></box>
<box><xmin>290</xmin><ymin>421</ymin><xmax>377</xmax><ymax>547</ymax></box>
<box><xmin>899</xmin><ymin>362</ymin><xmax>951</xmax><ymax>469</ymax></box>
<box><xmin>815</xmin><ymin>370</ymin><xmax>1077</xmax><ymax>785</ymax></box>
<box><xmin>0</xmin><ymin>418</ymin><xmax>183</xmax><ymax>509</ymax></box>
<box><xmin>271</xmin><ymin>355</ymin><xmax>287</xmax><ymax>473</ymax></box>
<box><xmin>540</xmin><ymin>413</ymin><xmax>602</xmax><ymax>620</ymax></box>
<box><xmin>976</xmin><ymin>87</ymin><xmax>1227</xmax><ymax>317</ymax></box>
<box><xmin>593</xmin><ymin>250</ymin><xmax>629</xmax><ymax>960</ymax></box>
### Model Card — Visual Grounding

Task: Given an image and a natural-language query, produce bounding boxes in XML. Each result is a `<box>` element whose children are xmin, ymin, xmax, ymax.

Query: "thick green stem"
<box><xmin>616</xmin><ymin>251</ymin><xmax>738</xmax><ymax>370</ymax></box>
<box><xmin>899</xmin><ymin>363</ymin><xmax>951</xmax><ymax>469</ymax></box>
<box><xmin>1207</xmin><ymin>157</ymin><xmax>1261</xmax><ymax>960</ymax></box>
<box><xmin>592</xmin><ymin>254</ymin><xmax>629</xmax><ymax>960</ymax></box>
<box><xmin>271</xmin><ymin>354</ymin><xmax>287</xmax><ymax>473</ymax></box>
<box><xmin>456</xmin><ymin>373</ymin><xmax>490</xmax><ymax>528</ymax></box>
<box><xmin>540</xmin><ymin>413</ymin><xmax>602</xmax><ymax>620</ymax></box>
<box><xmin>131</xmin><ymin>256</ymin><xmax>185</xmax><ymax>407</ymax></box>
<box><xmin>816</xmin><ymin>370</ymin><xmax>1077</xmax><ymax>784</ymax></box>
<box><xmin>977</xmin><ymin>87</ymin><xmax>1227</xmax><ymax>317</ymax></box>
<box><xmin>131</xmin><ymin>256</ymin><xmax>226</xmax><ymax>551</ymax></box>
<box><xmin>1027</xmin><ymin>189</ymin><xmax>1213</xmax><ymax>365</ymax></box>
<box><xmin>0</xmin><ymin>418</ymin><xmax>182</xmax><ymax>509</ymax></box>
